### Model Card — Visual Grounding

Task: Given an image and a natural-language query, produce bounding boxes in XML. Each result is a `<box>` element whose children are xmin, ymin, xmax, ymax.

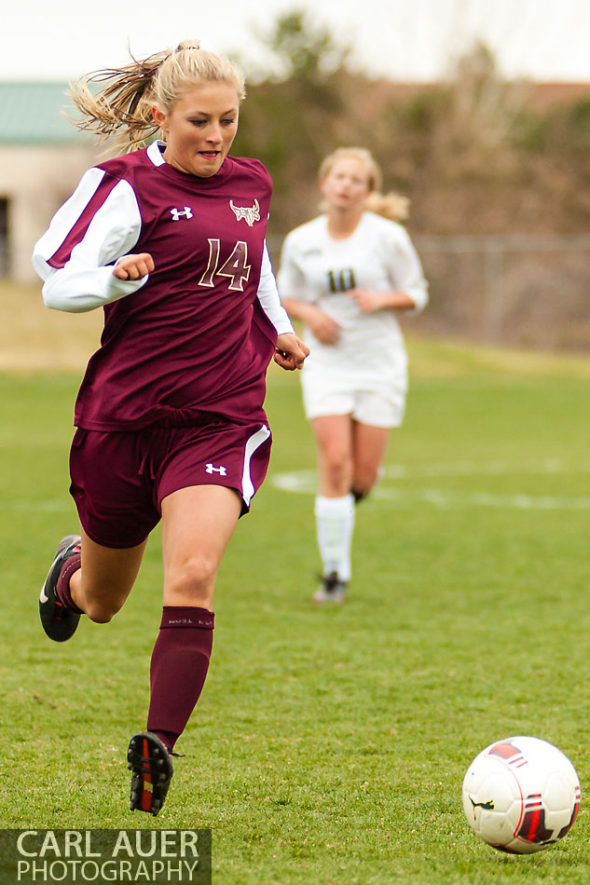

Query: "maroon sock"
<box><xmin>147</xmin><ymin>606</ymin><xmax>215</xmax><ymax>752</ymax></box>
<box><xmin>55</xmin><ymin>554</ymin><xmax>84</xmax><ymax>614</ymax></box>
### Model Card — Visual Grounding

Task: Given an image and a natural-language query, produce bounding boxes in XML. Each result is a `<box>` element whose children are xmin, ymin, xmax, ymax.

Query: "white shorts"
<box><xmin>301</xmin><ymin>375</ymin><xmax>407</xmax><ymax>428</ymax></box>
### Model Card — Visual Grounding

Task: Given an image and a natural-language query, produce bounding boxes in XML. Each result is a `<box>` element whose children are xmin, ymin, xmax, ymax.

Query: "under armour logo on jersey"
<box><xmin>206</xmin><ymin>463</ymin><xmax>228</xmax><ymax>476</ymax></box>
<box><xmin>170</xmin><ymin>207</ymin><xmax>194</xmax><ymax>221</ymax></box>
<box><xmin>230</xmin><ymin>199</ymin><xmax>260</xmax><ymax>227</ymax></box>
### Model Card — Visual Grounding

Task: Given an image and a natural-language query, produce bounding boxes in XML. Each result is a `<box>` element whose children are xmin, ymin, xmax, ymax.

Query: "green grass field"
<box><xmin>1</xmin><ymin>339</ymin><xmax>590</xmax><ymax>883</ymax></box>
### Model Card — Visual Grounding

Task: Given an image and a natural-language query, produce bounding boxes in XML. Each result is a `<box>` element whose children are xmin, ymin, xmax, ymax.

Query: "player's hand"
<box><xmin>306</xmin><ymin>307</ymin><xmax>341</xmax><ymax>344</ymax></box>
<box><xmin>347</xmin><ymin>288</ymin><xmax>385</xmax><ymax>313</ymax></box>
<box><xmin>113</xmin><ymin>253</ymin><xmax>155</xmax><ymax>280</ymax></box>
<box><xmin>274</xmin><ymin>333</ymin><xmax>310</xmax><ymax>371</ymax></box>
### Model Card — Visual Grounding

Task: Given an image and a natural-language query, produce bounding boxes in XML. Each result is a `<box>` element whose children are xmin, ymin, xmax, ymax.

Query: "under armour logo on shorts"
<box><xmin>206</xmin><ymin>463</ymin><xmax>228</xmax><ymax>476</ymax></box>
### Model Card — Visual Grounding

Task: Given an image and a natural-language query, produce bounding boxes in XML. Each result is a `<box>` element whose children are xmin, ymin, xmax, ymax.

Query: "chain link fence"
<box><xmin>411</xmin><ymin>234</ymin><xmax>590</xmax><ymax>352</ymax></box>
<box><xmin>269</xmin><ymin>233</ymin><xmax>590</xmax><ymax>352</ymax></box>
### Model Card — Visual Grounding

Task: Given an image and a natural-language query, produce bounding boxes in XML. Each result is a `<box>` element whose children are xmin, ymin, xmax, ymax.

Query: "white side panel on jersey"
<box><xmin>33</xmin><ymin>176</ymin><xmax>147</xmax><ymax>313</ymax></box>
<box><xmin>32</xmin><ymin>167</ymin><xmax>106</xmax><ymax>273</ymax></box>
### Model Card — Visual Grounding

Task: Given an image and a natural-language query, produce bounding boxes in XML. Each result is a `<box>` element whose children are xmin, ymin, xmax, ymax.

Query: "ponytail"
<box><xmin>68</xmin><ymin>40</ymin><xmax>245</xmax><ymax>152</ymax></box>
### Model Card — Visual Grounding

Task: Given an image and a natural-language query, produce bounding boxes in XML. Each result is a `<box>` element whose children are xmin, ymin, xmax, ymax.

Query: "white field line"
<box><xmin>270</xmin><ymin>459</ymin><xmax>590</xmax><ymax>510</ymax></box>
<box><xmin>371</xmin><ymin>488</ymin><xmax>590</xmax><ymax>510</ymax></box>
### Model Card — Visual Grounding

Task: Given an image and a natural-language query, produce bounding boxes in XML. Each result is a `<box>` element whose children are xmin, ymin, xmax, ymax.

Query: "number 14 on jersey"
<box><xmin>200</xmin><ymin>239</ymin><xmax>251</xmax><ymax>292</ymax></box>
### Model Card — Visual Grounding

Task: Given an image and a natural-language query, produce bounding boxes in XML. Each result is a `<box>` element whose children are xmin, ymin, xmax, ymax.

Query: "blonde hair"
<box><xmin>319</xmin><ymin>146</ymin><xmax>409</xmax><ymax>222</ymax></box>
<box><xmin>69</xmin><ymin>40</ymin><xmax>246</xmax><ymax>152</ymax></box>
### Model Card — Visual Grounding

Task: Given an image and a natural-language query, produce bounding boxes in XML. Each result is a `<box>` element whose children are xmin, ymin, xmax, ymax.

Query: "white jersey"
<box><xmin>277</xmin><ymin>211</ymin><xmax>427</xmax><ymax>390</ymax></box>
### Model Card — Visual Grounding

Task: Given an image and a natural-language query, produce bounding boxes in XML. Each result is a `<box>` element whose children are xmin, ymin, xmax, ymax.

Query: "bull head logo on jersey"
<box><xmin>229</xmin><ymin>199</ymin><xmax>261</xmax><ymax>227</ymax></box>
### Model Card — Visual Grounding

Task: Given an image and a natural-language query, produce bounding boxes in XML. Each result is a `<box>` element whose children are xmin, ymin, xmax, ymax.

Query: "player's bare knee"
<box><xmin>84</xmin><ymin>599</ymin><xmax>121</xmax><ymax>623</ymax></box>
<box><xmin>324</xmin><ymin>453</ymin><xmax>352</xmax><ymax>488</ymax></box>
<box><xmin>167</xmin><ymin>554</ymin><xmax>218</xmax><ymax>601</ymax></box>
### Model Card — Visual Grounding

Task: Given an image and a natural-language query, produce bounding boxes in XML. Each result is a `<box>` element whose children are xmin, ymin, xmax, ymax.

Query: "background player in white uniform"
<box><xmin>277</xmin><ymin>147</ymin><xmax>428</xmax><ymax>602</ymax></box>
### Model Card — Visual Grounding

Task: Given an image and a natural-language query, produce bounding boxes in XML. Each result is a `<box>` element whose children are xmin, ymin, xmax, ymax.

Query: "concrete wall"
<box><xmin>0</xmin><ymin>143</ymin><xmax>100</xmax><ymax>283</ymax></box>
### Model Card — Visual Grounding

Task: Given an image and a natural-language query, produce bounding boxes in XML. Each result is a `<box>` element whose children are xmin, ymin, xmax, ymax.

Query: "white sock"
<box><xmin>314</xmin><ymin>494</ymin><xmax>355</xmax><ymax>582</ymax></box>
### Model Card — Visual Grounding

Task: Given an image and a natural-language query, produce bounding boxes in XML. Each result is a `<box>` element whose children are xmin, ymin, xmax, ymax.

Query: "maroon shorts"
<box><xmin>69</xmin><ymin>418</ymin><xmax>272</xmax><ymax>548</ymax></box>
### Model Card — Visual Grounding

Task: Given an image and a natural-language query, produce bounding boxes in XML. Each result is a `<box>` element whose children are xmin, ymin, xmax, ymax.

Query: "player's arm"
<box><xmin>32</xmin><ymin>168</ymin><xmax>150</xmax><ymax>313</ymax></box>
<box><xmin>113</xmin><ymin>253</ymin><xmax>155</xmax><ymax>280</ymax></box>
<box><xmin>280</xmin><ymin>296</ymin><xmax>340</xmax><ymax>345</ymax></box>
<box><xmin>347</xmin><ymin>288</ymin><xmax>416</xmax><ymax>314</ymax></box>
<box><xmin>256</xmin><ymin>243</ymin><xmax>294</xmax><ymax>333</ymax></box>
<box><xmin>277</xmin><ymin>237</ymin><xmax>340</xmax><ymax>345</ymax></box>
<box><xmin>273</xmin><ymin>332</ymin><xmax>309</xmax><ymax>371</ymax></box>
<box><xmin>256</xmin><ymin>244</ymin><xmax>309</xmax><ymax>370</ymax></box>
<box><xmin>348</xmin><ymin>226</ymin><xmax>428</xmax><ymax>315</ymax></box>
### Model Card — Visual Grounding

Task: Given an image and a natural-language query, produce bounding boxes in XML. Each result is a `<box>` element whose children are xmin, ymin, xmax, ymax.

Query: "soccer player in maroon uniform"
<box><xmin>32</xmin><ymin>40</ymin><xmax>308</xmax><ymax>815</ymax></box>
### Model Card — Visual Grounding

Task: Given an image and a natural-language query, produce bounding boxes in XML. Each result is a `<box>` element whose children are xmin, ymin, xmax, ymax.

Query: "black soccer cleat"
<box><xmin>39</xmin><ymin>534</ymin><xmax>82</xmax><ymax>642</ymax></box>
<box><xmin>313</xmin><ymin>570</ymin><xmax>348</xmax><ymax>604</ymax></box>
<box><xmin>128</xmin><ymin>732</ymin><xmax>174</xmax><ymax>816</ymax></box>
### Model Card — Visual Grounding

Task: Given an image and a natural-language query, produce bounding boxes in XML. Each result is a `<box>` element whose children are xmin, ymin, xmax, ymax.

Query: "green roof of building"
<box><xmin>0</xmin><ymin>82</ymin><xmax>87</xmax><ymax>144</ymax></box>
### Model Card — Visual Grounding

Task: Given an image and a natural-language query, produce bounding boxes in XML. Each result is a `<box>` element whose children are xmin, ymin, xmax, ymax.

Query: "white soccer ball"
<box><xmin>462</xmin><ymin>735</ymin><xmax>581</xmax><ymax>854</ymax></box>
